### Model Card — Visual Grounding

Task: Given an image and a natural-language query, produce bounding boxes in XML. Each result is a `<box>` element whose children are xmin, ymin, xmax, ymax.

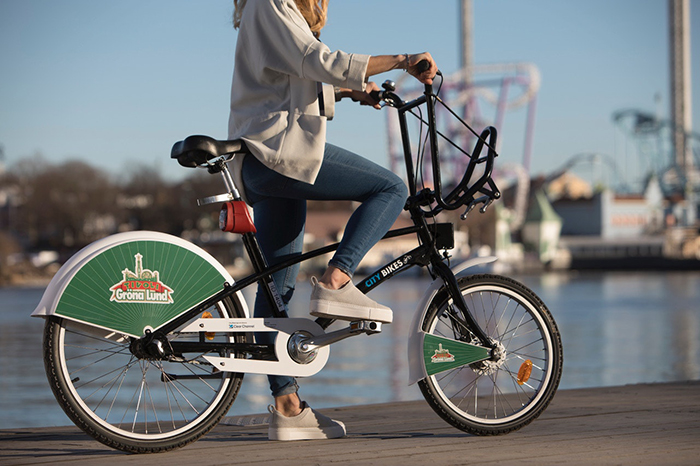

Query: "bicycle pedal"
<box><xmin>349</xmin><ymin>320</ymin><xmax>382</xmax><ymax>334</ymax></box>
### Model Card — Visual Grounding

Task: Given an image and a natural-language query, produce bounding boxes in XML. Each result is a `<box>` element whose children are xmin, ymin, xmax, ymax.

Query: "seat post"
<box><xmin>218</xmin><ymin>162</ymin><xmax>242</xmax><ymax>201</ymax></box>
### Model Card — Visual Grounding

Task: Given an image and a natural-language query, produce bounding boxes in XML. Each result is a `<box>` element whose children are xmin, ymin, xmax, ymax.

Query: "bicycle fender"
<box><xmin>407</xmin><ymin>256</ymin><xmax>497</xmax><ymax>385</ymax></box>
<box><xmin>32</xmin><ymin>231</ymin><xmax>249</xmax><ymax>338</ymax></box>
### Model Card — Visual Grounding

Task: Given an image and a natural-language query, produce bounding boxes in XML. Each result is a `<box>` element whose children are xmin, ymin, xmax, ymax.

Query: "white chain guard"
<box><xmin>180</xmin><ymin>317</ymin><xmax>330</xmax><ymax>377</ymax></box>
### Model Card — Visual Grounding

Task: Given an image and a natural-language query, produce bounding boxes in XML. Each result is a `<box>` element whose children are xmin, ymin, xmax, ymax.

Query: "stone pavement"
<box><xmin>1</xmin><ymin>381</ymin><xmax>698</xmax><ymax>465</ymax></box>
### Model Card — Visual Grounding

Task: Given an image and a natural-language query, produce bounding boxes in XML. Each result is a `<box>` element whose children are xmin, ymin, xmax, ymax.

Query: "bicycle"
<box><xmin>33</xmin><ymin>64</ymin><xmax>563</xmax><ymax>453</ymax></box>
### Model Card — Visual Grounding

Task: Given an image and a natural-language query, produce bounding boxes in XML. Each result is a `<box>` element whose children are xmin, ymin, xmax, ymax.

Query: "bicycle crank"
<box><xmin>287</xmin><ymin>320</ymin><xmax>383</xmax><ymax>364</ymax></box>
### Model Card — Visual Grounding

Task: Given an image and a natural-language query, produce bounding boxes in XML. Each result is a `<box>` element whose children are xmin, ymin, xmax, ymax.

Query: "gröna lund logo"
<box><xmin>109</xmin><ymin>253</ymin><xmax>174</xmax><ymax>304</ymax></box>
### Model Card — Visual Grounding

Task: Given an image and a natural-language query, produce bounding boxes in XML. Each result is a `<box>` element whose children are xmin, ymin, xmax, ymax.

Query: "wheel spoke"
<box><xmin>82</xmin><ymin>357</ymin><xmax>137</xmax><ymax>406</ymax></box>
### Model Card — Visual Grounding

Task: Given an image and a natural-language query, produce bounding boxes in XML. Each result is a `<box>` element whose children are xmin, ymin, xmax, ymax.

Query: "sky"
<box><xmin>1</xmin><ymin>0</ymin><xmax>698</xmax><ymax>189</ymax></box>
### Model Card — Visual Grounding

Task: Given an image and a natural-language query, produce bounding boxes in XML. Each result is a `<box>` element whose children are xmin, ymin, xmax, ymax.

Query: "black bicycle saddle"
<box><xmin>171</xmin><ymin>135</ymin><xmax>250</xmax><ymax>168</ymax></box>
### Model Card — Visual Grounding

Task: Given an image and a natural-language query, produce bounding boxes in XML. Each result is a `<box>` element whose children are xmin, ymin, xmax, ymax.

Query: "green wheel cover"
<box><xmin>56</xmin><ymin>240</ymin><xmax>227</xmax><ymax>337</ymax></box>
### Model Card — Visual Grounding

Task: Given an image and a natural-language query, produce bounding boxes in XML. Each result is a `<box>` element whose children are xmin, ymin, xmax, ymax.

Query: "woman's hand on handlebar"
<box><xmin>366</xmin><ymin>53</ymin><xmax>438</xmax><ymax>85</ymax></box>
<box><xmin>406</xmin><ymin>52</ymin><xmax>438</xmax><ymax>85</ymax></box>
<box><xmin>338</xmin><ymin>82</ymin><xmax>382</xmax><ymax>109</ymax></box>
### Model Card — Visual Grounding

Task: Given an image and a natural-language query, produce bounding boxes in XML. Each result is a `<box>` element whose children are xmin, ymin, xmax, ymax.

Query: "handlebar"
<box><xmin>414</xmin><ymin>58</ymin><xmax>432</xmax><ymax>74</ymax></box>
<box><xmin>370</xmin><ymin>65</ymin><xmax>501</xmax><ymax>217</ymax></box>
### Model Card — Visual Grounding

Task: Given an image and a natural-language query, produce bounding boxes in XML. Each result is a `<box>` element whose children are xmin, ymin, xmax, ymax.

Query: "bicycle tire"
<box><xmin>43</xmin><ymin>295</ymin><xmax>247</xmax><ymax>453</ymax></box>
<box><xmin>418</xmin><ymin>274</ymin><xmax>562</xmax><ymax>435</ymax></box>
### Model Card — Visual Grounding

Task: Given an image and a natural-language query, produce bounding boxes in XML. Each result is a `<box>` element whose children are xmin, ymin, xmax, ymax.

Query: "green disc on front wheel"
<box><xmin>423</xmin><ymin>333</ymin><xmax>489</xmax><ymax>376</ymax></box>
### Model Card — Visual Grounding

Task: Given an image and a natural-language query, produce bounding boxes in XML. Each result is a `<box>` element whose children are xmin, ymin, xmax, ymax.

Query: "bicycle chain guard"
<box><xmin>180</xmin><ymin>317</ymin><xmax>330</xmax><ymax>377</ymax></box>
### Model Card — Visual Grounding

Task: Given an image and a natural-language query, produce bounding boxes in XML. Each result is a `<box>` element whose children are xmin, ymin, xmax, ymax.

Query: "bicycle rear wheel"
<box><xmin>418</xmin><ymin>274</ymin><xmax>562</xmax><ymax>435</ymax></box>
<box><xmin>43</xmin><ymin>296</ymin><xmax>246</xmax><ymax>453</ymax></box>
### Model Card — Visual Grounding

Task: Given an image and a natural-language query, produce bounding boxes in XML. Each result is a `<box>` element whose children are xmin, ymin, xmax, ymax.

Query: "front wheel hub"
<box><xmin>470</xmin><ymin>341</ymin><xmax>506</xmax><ymax>376</ymax></box>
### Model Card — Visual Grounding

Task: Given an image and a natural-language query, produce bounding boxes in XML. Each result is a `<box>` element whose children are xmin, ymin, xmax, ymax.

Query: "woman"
<box><xmin>229</xmin><ymin>0</ymin><xmax>437</xmax><ymax>441</ymax></box>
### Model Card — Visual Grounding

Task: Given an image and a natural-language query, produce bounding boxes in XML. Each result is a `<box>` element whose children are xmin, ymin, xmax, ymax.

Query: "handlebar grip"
<box><xmin>415</xmin><ymin>59</ymin><xmax>430</xmax><ymax>73</ymax></box>
<box><xmin>369</xmin><ymin>90</ymin><xmax>382</xmax><ymax>102</ymax></box>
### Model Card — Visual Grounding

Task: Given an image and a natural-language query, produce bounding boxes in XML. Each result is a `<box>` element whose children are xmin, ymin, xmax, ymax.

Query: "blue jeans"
<box><xmin>242</xmin><ymin>143</ymin><xmax>407</xmax><ymax>397</ymax></box>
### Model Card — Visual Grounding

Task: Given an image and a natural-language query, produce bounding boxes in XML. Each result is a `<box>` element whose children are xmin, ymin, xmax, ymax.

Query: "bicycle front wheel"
<box><xmin>418</xmin><ymin>274</ymin><xmax>562</xmax><ymax>435</ymax></box>
<box><xmin>43</xmin><ymin>296</ymin><xmax>247</xmax><ymax>453</ymax></box>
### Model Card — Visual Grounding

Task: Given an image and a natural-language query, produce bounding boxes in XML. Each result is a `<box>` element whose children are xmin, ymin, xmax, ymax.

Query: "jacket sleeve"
<box><xmin>253</xmin><ymin>0</ymin><xmax>370</xmax><ymax>90</ymax></box>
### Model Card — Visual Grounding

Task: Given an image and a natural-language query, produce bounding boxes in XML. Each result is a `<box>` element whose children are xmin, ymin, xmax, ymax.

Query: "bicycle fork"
<box><xmin>431</xmin><ymin>259</ymin><xmax>496</xmax><ymax>349</ymax></box>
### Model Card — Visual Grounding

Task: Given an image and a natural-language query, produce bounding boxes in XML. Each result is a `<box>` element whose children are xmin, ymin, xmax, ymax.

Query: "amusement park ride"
<box><xmin>386</xmin><ymin>0</ymin><xmax>697</xmax><ymax>234</ymax></box>
<box><xmin>612</xmin><ymin>0</ymin><xmax>698</xmax><ymax>227</ymax></box>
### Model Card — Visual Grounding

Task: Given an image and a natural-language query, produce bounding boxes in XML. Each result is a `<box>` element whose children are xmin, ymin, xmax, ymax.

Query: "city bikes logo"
<box><xmin>109</xmin><ymin>253</ymin><xmax>174</xmax><ymax>304</ymax></box>
<box><xmin>430</xmin><ymin>343</ymin><xmax>455</xmax><ymax>363</ymax></box>
<box><xmin>364</xmin><ymin>255</ymin><xmax>410</xmax><ymax>288</ymax></box>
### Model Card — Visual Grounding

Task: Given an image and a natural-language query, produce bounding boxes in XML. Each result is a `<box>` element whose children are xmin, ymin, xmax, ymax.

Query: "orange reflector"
<box><xmin>202</xmin><ymin>311</ymin><xmax>216</xmax><ymax>341</ymax></box>
<box><xmin>517</xmin><ymin>359</ymin><xmax>533</xmax><ymax>385</ymax></box>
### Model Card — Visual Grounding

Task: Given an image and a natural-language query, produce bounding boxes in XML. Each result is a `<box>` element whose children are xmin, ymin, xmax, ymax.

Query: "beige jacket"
<box><xmin>228</xmin><ymin>0</ymin><xmax>370</xmax><ymax>185</ymax></box>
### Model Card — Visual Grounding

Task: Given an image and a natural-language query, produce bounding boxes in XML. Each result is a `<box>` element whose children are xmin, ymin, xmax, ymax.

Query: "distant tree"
<box><xmin>11</xmin><ymin>156</ymin><xmax>119</xmax><ymax>251</ymax></box>
<box><xmin>0</xmin><ymin>231</ymin><xmax>22</xmax><ymax>285</ymax></box>
<box><xmin>173</xmin><ymin>171</ymin><xmax>225</xmax><ymax>232</ymax></box>
<box><xmin>2</xmin><ymin>155</ymin><xmax>233</xmax><ymax>256</ymax></box>
<box><xmin>118</xmin><ymin>165</ymin><xmax>178</xmax><ymax>233</ymax></box>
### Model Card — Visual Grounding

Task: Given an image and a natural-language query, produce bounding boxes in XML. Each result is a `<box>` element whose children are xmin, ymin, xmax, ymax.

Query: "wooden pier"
<box><xmin>1</xmin><ymin>381</ymin><xmax>699</xmax><ymax>465</ymax></box>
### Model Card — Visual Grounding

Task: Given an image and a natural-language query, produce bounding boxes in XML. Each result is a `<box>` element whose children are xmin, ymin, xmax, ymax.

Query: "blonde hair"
<box><xmin>234</xmin><ymin>0</ymin><xmax>328</xmax><ymax>37</ymax></box>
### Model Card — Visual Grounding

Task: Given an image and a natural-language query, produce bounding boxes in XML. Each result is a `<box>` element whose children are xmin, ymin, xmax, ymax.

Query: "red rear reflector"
<box><xmin>220</xmin><ymin>201</ymin><xmax>256</xmax><ymax>234</ymax></box>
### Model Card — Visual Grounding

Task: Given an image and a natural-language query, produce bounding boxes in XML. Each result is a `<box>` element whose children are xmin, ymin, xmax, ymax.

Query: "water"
<box><xmin>1</xmin><ymin>270</ymin><xmax>699</xmax><ymax>429</ymax></box>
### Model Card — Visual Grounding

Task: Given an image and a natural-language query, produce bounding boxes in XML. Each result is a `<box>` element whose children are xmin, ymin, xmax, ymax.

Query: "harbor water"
<box><xmin>1</xmin><ymin>270</ymin><xmax>699</xmax><ymax>429</ymax></box>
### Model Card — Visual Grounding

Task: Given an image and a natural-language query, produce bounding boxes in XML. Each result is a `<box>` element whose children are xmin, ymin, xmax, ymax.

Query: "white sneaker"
<box><xmin>268</xmin><ymin>402</ymin><xmax>346</xmax><ymax>441</ymax></box>
<box><xmin>309</xmin><ymin>277</ymin><xmax>393</xmax><ymax>323</ymax></box>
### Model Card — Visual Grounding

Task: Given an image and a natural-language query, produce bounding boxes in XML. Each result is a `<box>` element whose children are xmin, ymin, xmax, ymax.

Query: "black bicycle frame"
<box><xmin>157</xmin><ymin>81</ymin><xmax>496</xmax><ymax>353</ymax></box>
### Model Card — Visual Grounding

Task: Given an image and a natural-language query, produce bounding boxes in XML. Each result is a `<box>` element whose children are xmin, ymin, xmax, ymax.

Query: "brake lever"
<box><xmin>479</xmin><ymin>197</ymin><xmax>495</xmax><ymax>214</ymax></box>
<box><xmin>459</xmin><ymin>205</ymin><xmax>475</xmax><ymax>221</ymax></box>
<box><xmin>460</xmin><ymin>195</ymin><xmax>494</xmax><ymax>220</ymax></box>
